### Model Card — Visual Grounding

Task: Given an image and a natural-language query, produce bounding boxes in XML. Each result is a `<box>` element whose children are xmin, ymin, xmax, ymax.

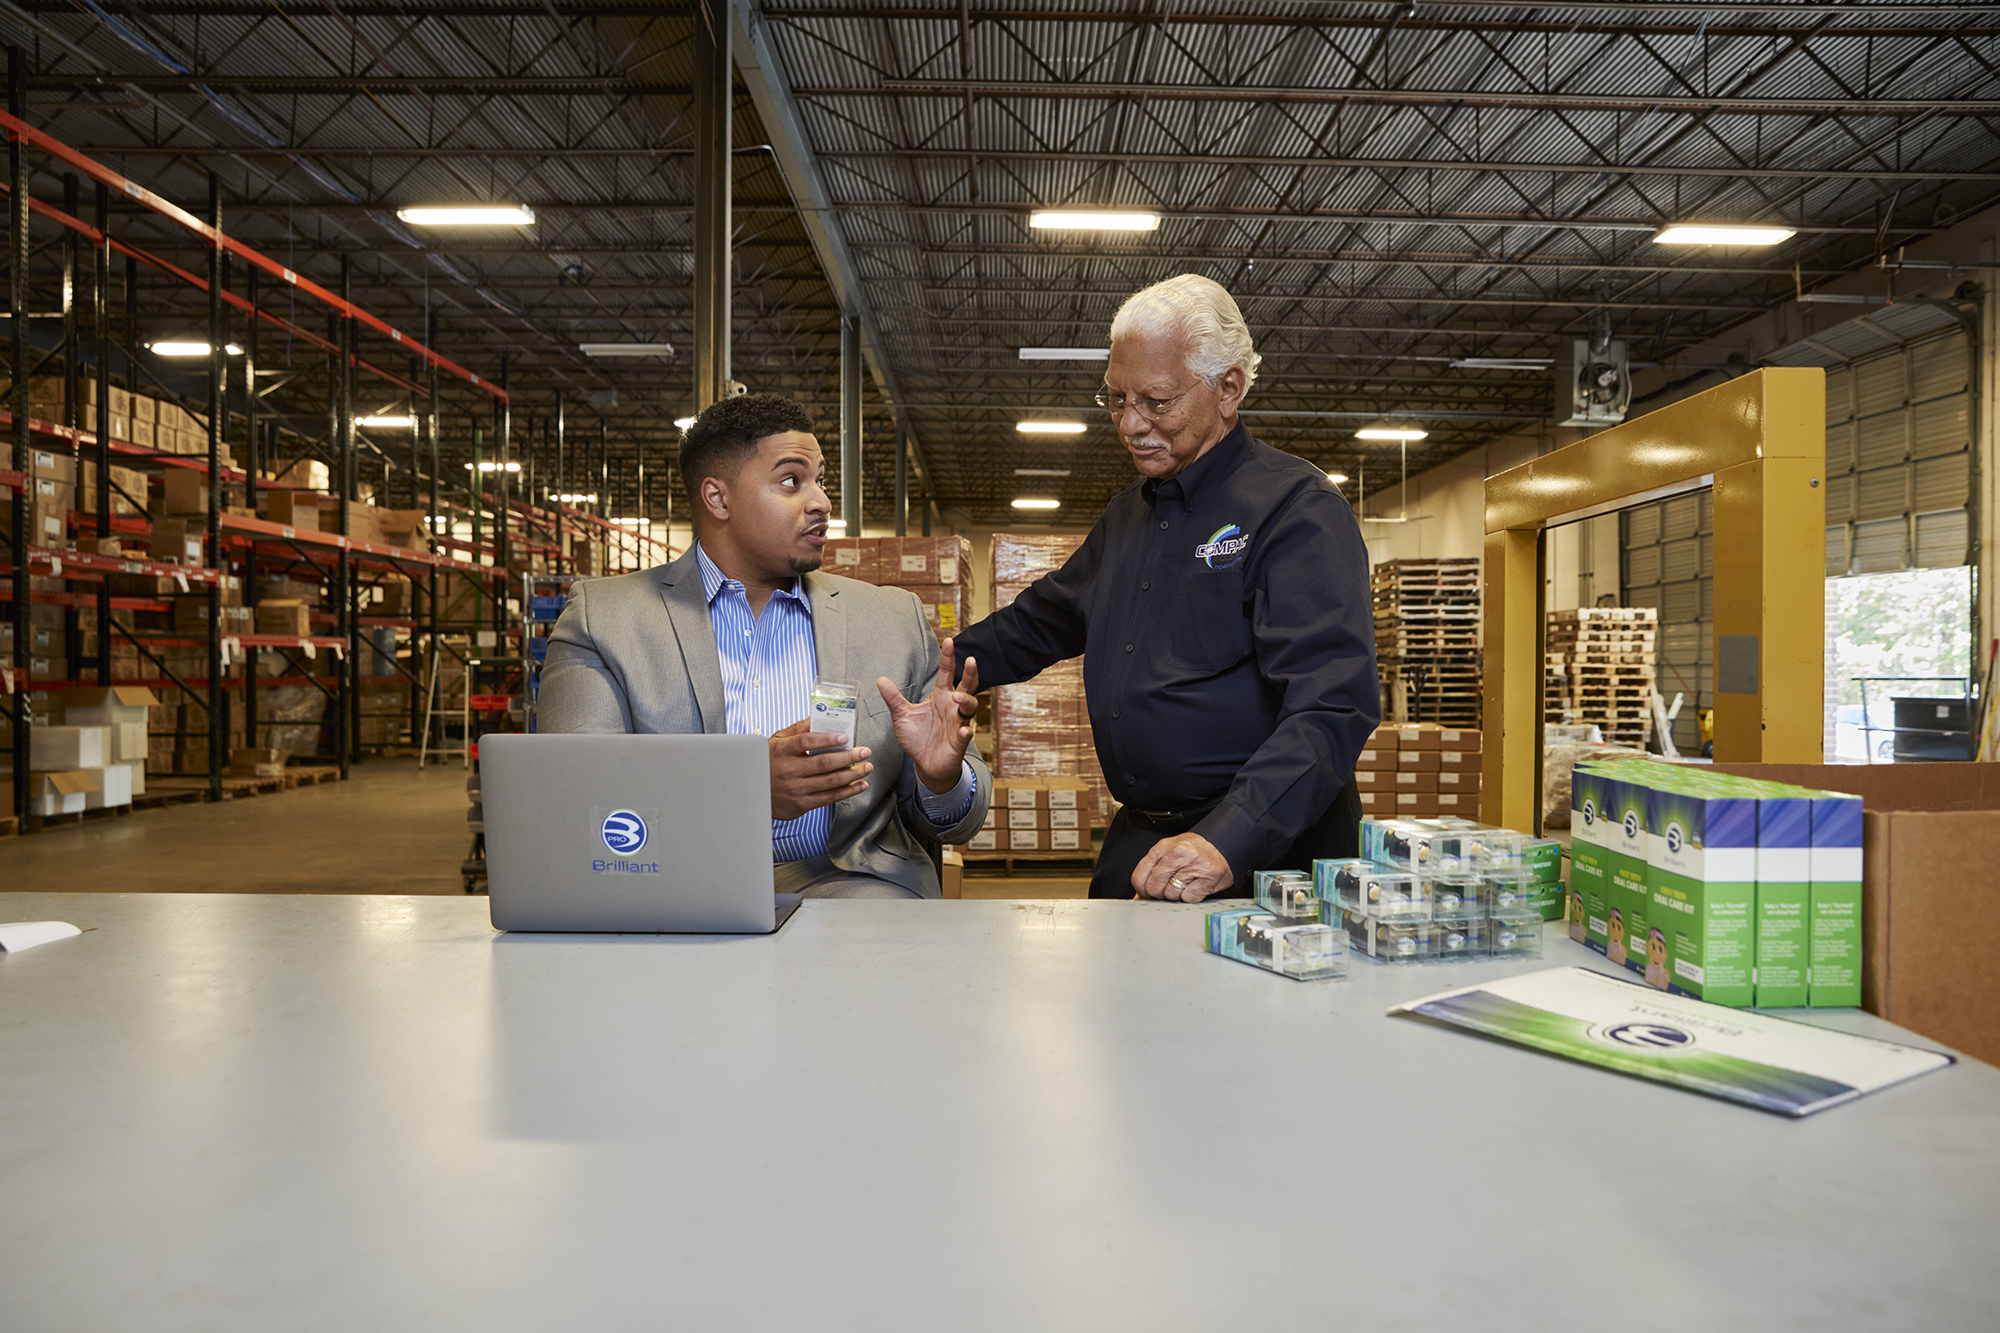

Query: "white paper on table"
<box><xmin>0</xmin><ymin>921</ymin><xmax>83</xmax><ymax>952</ymax></box>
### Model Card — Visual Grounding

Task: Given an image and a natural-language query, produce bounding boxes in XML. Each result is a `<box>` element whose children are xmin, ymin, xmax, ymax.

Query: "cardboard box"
<box><xmin>1360</xmin><ymin>790</ymin><xmax>1395</xmax><ymax>814</ymax></box>
<box><xmin>230</xmin><ymin>746</ymin><xmax>289</xmax><ymax>778</ymax></box>
<box><xmin>266</xmin><ymin>489</ymin><xmax>332</xmax><ymax>529</ymax></box>
<box><xmin>940</xmin><ymin>845</ymin><xmax>963</xmax><ymax>899</ymax></box>
<box><xmin>1710</xmin><ymin>762</ymin><xmax>1998</xmax><ymax>1058</ymax></box>
<box><xmin>1009</xmin><ymin>828</ymin><xmax>1044</xmax><ymax>852</ymax></box>
<box><xmin>81</xmin><ymin>763</ymin><xmax>133</xmax><ymax>809</ymax></box>
<box><xmin>1395</xmin><ymin>792</ymin><xmax>1441</xmax><ymax>817</ymax></box>
<box><xmin>1355</xmin><ymin>769</ymin><xmax>1392</xmax><ymax>790</ymax></box>
<box><xmin>967</xmin><ymin>829</ymin><xmax>1001</xmax><ymax>852</ymax></box>
<box><xmin>256</xmin><ymin>601</ymin><xmax>313</xmax><ymax>636</ymax></box>
<box><xmin>157</xmin><ymin>469</ymin><xmax>209</xmax><ymax>515</ymax></box>
<box><xmin>1437</xmin><ymin>728</ymin><xmax>1482</xmax><ymax>752</ymax></box>
<box><xmin>1382</xmin><ymin>723</ymin><xmax>1440</xmax><ymax>750</ymax></box>
<box><xmin>1437</xmin><ymin>769</ymin><xmax>1481</xmax><ymax>791</ymax></box>
<box><xmin>823</xmin><ymin>537</ymin><xmax>876</xmax><ymax>582</ymax></box>
<box><xmin>1435</xmin><ymin>791</ymin><xmax>1478</xmax><ymax>815</ymax></box>
<box><xmin>1438</xmin><ymin>749</ymin><xmax>1478</xmax><ymax>769</ymax></box>
<box><xmin>1395</xmin><ymin>749</ymin><xmax>1441</xmax><ymax>773</ymax></box>
<box><xmin>879</xmin><ymin>535</ymin><xmax>973</xmax><ymax>586</ymax></box>
<box><xmin>1047</xmin><ymin>828</ymin><xmax>1086</xmax><ymax>852</ymax></box>
<box><xmin>1392</xmin><ymin>770</ymin><xmax>1438</xmax><ymax>792</ymax></box>
<box><xmin>148</xmin><ymin>517</ymin><xmax>206</xmax><ymax>565</ymax></box>
<box><xmin>1007</xmin><ymin>808</ymin><xmax>1045</xmax><ymax>831</ymax></box>
<box><xmin>8</xmin><ymin>770</ymin><xmax>94</xmax><ymax>816</ymax></box>
<box><xmin>58</xmin><ymin>685</ymin><xmax>159</xmax><ymax>724</ymax></box>
<box><xmin>30</xmin><ymin>725</ymin><xmax>108</xmax><ymax>769</ymax></box>
<box><xmin>1354</xmin><ymin>747</ymin><xmax>1398</xmax><ymax>772</ymax></box>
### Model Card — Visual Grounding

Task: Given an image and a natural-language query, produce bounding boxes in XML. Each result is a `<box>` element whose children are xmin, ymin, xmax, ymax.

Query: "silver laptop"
<box><xmin>481</xmin><ymin>733</ymin><xmax>802</xmax><ymax>934</ymax></box>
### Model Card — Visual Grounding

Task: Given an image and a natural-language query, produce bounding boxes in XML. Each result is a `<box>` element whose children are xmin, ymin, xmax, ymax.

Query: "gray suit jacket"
<box><xmin>537</xmin><ymin>548</ymin><xmax>992</xmax><ymax>898</ymax></box>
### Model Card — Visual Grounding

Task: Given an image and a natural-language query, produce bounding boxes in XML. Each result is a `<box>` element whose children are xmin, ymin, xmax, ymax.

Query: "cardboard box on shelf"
<box><xmin>266</xmin><ymin>489</ymin><xmax>330</xmax><ymax>530</ymax></box>
<box><xmin>59</xmin><ymin>685</ymin><xmax>159</xmax><ymax>724</ymax></box>
<box><xmin>256</xmin><ymin>600</ymin><xmax>312</xmax><ymax>636</ymax></box>
<box><xmin>230</xmin><ymin>746</ymin><xmax>290</xmax><ymax>778</ymax></box>
<box><xmin>3</xmin><ymin>770</ymin><xmax>96</xmax><ymax>817</ymax></box>
<box><xmin>940</xmin><ymin>845</ymin><xmax>964</xmax><ymax>899</ymax></box>
<box><xmin>967</xmin><ymin>828</ymin><xmax>1001</xmax><ymax>852</ymax></box>
<box><xmin>130</xmin><ymin>418</ymin><xmax>157</xmax><ymax>449</ymax></box>
<box><xmin>148</xmin><ymin>517</ymin><xmax>206</xmax><ymax>565</ymax></box>
<box><xmin>267</xmin><ymin>457</ymin><xmax>330</xmax><ymax>491</ymax></box>
<box><xmin>80</xmin><ymin>763</ymin><xmax>133</xmax><ymax>809</ymax></box>
<box><xmin>156</xmin><ymin>469</ymin><xmax>209</xmax><ymax>516</ymax></box>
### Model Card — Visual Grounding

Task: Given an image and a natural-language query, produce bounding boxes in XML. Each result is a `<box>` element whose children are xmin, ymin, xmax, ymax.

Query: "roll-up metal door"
<box><xmin>1622</xmin><ymin>491</ymin><xmax>1713</xmax><ymax>751</ymax></box>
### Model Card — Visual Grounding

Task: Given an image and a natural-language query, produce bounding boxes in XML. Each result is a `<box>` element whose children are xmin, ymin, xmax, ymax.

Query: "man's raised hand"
<box><xmin>876</xmin><ymin>637</ymin><xmax>980</xmax><ymax>794</ymax></box>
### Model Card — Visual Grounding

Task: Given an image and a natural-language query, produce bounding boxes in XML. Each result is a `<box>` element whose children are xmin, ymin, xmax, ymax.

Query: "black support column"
<box><xmin>205</xmin><ymin>173</ymin><xmax>224</xmax><ymax>801</ymax></box>
<box><xmin>92</xmin><ymin>180</ymin><xmax>110</xmax><ymax>686</ymax></box>
<box><xmin>692</xmin><ymin>0</ymin><xmax>731</xmax><ymax>411</ymax></box>
<box><xmin>8</xmin><ymin>47</ymin><xmax>31</xmax><ymax>829</ymax></box>
<box><xmin>840</xmin><ymin>316</ymin><xmax>861</xmax><ymax>534</ymax></box>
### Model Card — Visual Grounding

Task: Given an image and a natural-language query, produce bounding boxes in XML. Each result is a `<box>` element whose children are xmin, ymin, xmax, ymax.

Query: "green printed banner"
<box><xmin>1392</xmin><ymin>966</ymin><xmax>1952</xmax><ymax>1117</ymax></box>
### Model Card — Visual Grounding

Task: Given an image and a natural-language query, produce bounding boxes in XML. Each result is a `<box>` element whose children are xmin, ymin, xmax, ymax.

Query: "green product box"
<box><xmin>1808</xmin><ymin>791</ymin><xmax>1865</xmax><ymax>1007</ymax></box>
<box><xmin>1601</xmin><ymin>768</ymin><xmax>1651</xmax><ymax>973</ymax></box>
<box><xmin>1524</xmin><ymin>837</ymin><xmax>1565</xmax><ymax>921</ymax></box>
<box><xmin>1752</xmin><ymin>787</ymin><xmax>1814</xmax><ymax>1009</ymax></box>
<box><xmin>1646</xmin><ymin>779</ymin><xmax>1757</xmax><ymax>1008</ymax></box>
<box><xmin>1567</xmin><ymin>767</ymin><xmax>1611</xmax><ymax>950</ymax></box>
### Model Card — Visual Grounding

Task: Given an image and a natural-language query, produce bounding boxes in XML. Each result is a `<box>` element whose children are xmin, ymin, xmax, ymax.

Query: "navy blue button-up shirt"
<box><xmin>952</xmin><ymin>421</ymin><xmax>1379</xmax><ymax>878</ymax></box>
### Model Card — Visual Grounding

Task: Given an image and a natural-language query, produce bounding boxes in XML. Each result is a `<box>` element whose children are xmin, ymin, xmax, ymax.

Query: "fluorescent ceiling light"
<box><xmin>1011</xmin><ymin>497</ymin><xmax>1062</xmax><ymax>510</ymax></box>
<box><xmin>608</xmin><ymin>517</ymin><xmax>649</xmax><ymax>526</ymax></box>
<box><xmin>1653</xmin><ymin>223</ymin><xmax>1795</xmax><ymax>246</ymax></box>
<box><xmin>826</xmin><ymin>518</ymin><xmax>848</xmax><ymax>530</ymax></box>
<box><xmin>1327</xmin><ymin>472</ymin><xmax>1349</xmax><ymax>485</ymax></box>
<box><xmin>674</xmin><ymin>416</ymin><xmax>697</xmax><ymax>430</ymax></box>
<box><xmin>1014</xmin><ymin>468</ymin><xmax>1072</xmax><ymax>477</ymax></box>
<box><xmin>553</xmin><ymin>492</ymin><xmax>598</xmax><ymax>503</ymax></box>
<box><xmin>397</xmin><ymin>204</ymin><xmax>535</xmax><ymax>226</ymax></box>
<box><xmin>1029</xmin><ymin>210</ymin><xmax>1160</xmax><ymax>232</ymax></box>
<box><xmin>1356</xmin><ymin>428</ymin><xmax>1427</xmax><ymax>442</ymax></box>
<box><xmin>1451</xmin><ymin>357</ymin><xmax>1552</xmax><ymax>370</ymax></box>
<box><xmin>357</xmin><ymin>414</ymin><xmax>414</xmax><ymax>429</ymax></box>
<box><xmin>1019</xmin><ymin>347</ymin><xmax>1110</xmax><ymax>360</ymax></box>
<box><xmin>149</xmin><ymin>340</ymin><xmax>241</xmax><ymax>357</ymax></box>
<box><xmin>580</xmin><ymin>342</ymin><xmax>676</xmax><ymax>359</ymax></box>
<box><xmin>465</xmin><ymin>461</ymin><xmax>521</xmax><ymax>473</ymax></box>
<box><xmin>1016</xmin><ymin>420</ymin><xmax>1086</xmax><ymax>434</ymax></box>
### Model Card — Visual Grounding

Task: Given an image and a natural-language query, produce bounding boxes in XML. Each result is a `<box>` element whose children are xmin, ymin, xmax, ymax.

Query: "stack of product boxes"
<box><xmin>1207</xmin><ymin>816</ymin><xmax>1557</xmax><ymax>979</ymax></box>
<box><xmin>7</xmin><ymin>685</ymin><xmax>157</xmax><ymax>814</ymax></box>
<box><xmin>966</xmin><ymin>777</ymin><xmax>1090</xmax><ymax>855</ymax></box>
<box><xmin>1568</xmin><ymin>758</ymin><xmax>1862</xmax><ymax>1009</ymax></box>
<box><xmin>987</xmin><ymin>534</ymin><xmax>1112</xmax><ymax>825</ymax></box>
<box><xmin>1353</xmin><ymin>722</ymin><xmax>1484</xmax><ymax>821</ymax></box>
<box><xmin>822</xmin><ymin>535</ymin><xmax>975</xmax><ymax>642</ymax></box>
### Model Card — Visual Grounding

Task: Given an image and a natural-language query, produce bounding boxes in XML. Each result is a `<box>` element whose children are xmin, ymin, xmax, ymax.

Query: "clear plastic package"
<box><xmin>1253</xmin><ymin>870</ymin><xmax>1321</xmax><ymax>921</ymax></box>
<box><xmin>1428</xmin><ymin>872</ymin><xmax>1487</xmax><ymax>921</ymax></box>
<box><xmin>1207</xmin><ymin>907</ymin><xmax>1345</xmax><ymax>980</ymax></box>
<box><xmin>1343</xmin><ymin>910</ymin><xmax>1437</xmax><ymax>963</ymax></box>
<box><xmin>1362</xmin><ymin>818</ymin><xmax>1530</xmax><ymax>875</ymax></box>
<box><xmin>1484</xmin><ymin>867</ymin><xmax>1543</xmax><ymax>914</ymax></box>
<box><xmin>1488</xmin><ymin>911</ymin><xmax>1545</xmax><ymax>959</ymax></box>
<box><xmin>1315</xmin><ymin>858</ymin><xmax>1430</xmax><ymax>918</ymax></box>
<box><xmin>1434</xmin><ymin>915</ymin><xmax>1489</xmax><ymax>959</ymax></box>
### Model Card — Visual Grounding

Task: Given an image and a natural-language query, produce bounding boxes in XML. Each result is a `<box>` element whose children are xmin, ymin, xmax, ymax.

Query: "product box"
<box><xmin>256</xmin><ymin>600</ymin><xmax>313</xmax><ymax>636</ymax></box>
<box><xmin>1048</xmin><ymin>808</ymin><xmax>1081</xmax><ymax>830</ymax></box>
<box><xmin>156</xmin><ymin>468</ymin><xmax>208</xmax><ymax>516</ymax></box>
<box><xmin>967</xmin><ymin>829</ymin><xmax>1000</xmax><ymax>852</ymax></box>
<box><xmin>1808</xmin><ymin>790</ymin><xmax>1864</xmax><ymax>1009</ymax></box>
<box><xmin>1646</xmin><ymin>775</ymin><xmax>1757</xmax><ymax>1008</ymax></box>
<box><xmin>1009</xmin><ymin>828</ymin><xmax>1043</xmax><ymax>852</ymax></box>
<box><xmin>1208</xmin><ymin>906</ymin><xmax>1344</xmax><ymax>980</ymax></box>
<box><xmin>1489</xmin><ymin>910</ymin><xmax>1545</xmax><ymax>959</ymax></box>
<box><xmin>1602</xmin><ymin>767</ymin><xmax>1651</xmax><ymax>973</ymax></box>
<box><xmin>1342</xmin><ymin>910</ymin><xmax>1436</xmax><ymax>963</ymax></box>
<box><xmin>1752</xmin><ymin>784</ymin><xmax>1815</xmax><ymax>1009</ymax></box>
<box><xmin>148</xmin><ymin>517</ymin><xmax>206</xmax><ymax>565</ymax></box>
<box><xmin>1006</xmin><ymin>808</ymin><xmax>1044</xmax><ymax>831</ymax></box>
<box><xmin>1253</xmin><ymin>870</ymin><xmax>1321</xmax><ymax>920</ymax></box>
<box><xmin>1047</xmin><ymin>828</ymin><xmax>1085</xmax><ymax>852</ymax></box>
<box><xmin>1524</xmin><ymin>837</ymin><xmax>1566</xmax><ymax>921</ymax></box>
<box><xmin>1567</xmin><ymin>766</ymin><xmax>1611</xmax><ymax>949</ymax></box>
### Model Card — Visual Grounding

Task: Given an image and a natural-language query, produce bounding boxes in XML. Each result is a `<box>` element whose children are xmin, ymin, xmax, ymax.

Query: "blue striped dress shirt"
<box><xmin>695</xmin><ymin>543</ymin><xmax>975</xmax><ymax>862</ymax></box>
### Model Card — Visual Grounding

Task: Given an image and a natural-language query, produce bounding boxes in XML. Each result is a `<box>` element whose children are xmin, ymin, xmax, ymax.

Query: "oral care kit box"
<box><xmin>1644</xmin><ymin>767</ymin><xmax>1757</xmax><ymax>1008</ymax></box>
<box><xmin>1808</xmin><ymin>790</ymin><xmax>1864</xmax><ymax>1008</ymax></box>
<box><xmin>1567</xmin><ymin>766</ymin><xmax>1610</xmax><ymax>950</ymax></box>
<box><xmin>1749</xmin><ymin>782</ymin><xmax>1814</xmax><ymax>1009</ymax></box>
<box><xmin>1601</xmin><ymin>768</ymin><xmax>1652</xmax><ymax>973</ymax></box>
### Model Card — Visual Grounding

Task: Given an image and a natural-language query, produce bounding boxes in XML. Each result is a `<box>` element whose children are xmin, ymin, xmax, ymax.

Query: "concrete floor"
<box><xmin>0</xmin><ymin>763</ymin><xmax>1091</xmax><ymax>898</ymax></box>
<box><xmin>0</xmin><ymin>762</ymin><xmax>473</xmax><ymax>896</ymax></box>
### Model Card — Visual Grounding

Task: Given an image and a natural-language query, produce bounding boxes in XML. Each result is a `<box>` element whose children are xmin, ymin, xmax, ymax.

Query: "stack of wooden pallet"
<box><xmin>1371</xmin><ymin>558</ymin><xmax>1481</xmax><ymax>727</ymax></box>
<box><xmin>1544</xmin><ymin>607</ymin><xmax>1658</xmax><ymax>746</ymax></box>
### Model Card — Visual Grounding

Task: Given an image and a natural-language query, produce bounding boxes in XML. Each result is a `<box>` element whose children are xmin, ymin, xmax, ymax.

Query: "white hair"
<box><xmin>1109</xmin><ymin>274</ymin><xmax>1262</xmax><ymax>392</ymax></box>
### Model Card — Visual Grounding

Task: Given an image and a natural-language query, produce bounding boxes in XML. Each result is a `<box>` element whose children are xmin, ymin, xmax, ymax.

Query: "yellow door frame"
<box><xmin>1481</xmin><ymin>368</ymin><xmax>1828</xmax><ymax>831</ymax></box>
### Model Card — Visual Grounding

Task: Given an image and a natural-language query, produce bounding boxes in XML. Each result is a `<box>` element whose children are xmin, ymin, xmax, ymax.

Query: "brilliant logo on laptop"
<box><xmin>601</xmin><ymin>809</ymin><xmax>649</xmax><ymax>855</ymax></box>
<box><xmin>590</xmin><ymin>806</ymin><xmax>661</xmax><ymax>874</ymax></box>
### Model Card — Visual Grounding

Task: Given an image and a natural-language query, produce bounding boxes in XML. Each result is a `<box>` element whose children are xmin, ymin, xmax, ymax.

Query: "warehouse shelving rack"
<box><xmin>3</xmin><ymin>101</ymin><xmax>509</xmax><ymax>828</ymax></box>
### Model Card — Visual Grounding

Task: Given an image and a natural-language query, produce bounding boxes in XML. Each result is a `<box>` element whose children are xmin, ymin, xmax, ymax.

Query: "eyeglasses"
<box><xmin>1095</xmin><ymin>387</ymin><xmax>1194</xmax><ymax>419</ymax></box>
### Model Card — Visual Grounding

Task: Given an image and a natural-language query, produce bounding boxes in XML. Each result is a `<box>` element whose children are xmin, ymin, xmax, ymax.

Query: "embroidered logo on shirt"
<box><xmin>1195</xmin><ymin>523</ymin><xmax>1250</xmax><ymax>569</ymax></box>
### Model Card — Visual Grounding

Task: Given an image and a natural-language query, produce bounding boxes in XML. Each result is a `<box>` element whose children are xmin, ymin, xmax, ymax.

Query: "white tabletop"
<box><xmin>2</xmin><ymin>892</ymin><xmax>1995</xmax><ymax>1332</ymax></box>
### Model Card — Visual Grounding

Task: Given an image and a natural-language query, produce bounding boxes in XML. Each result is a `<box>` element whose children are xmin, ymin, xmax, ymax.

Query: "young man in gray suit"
<box><xmin>538</xmin><ymin>394</ymin><xmax>991</xmax><ymax>899</ymax></box>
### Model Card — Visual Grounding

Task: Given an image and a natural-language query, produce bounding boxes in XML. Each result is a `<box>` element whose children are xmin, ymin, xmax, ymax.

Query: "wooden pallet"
<box><xmin>132</xmin><ymin>785</ymin><xmax>208</xmax><ymax>811</ymax></box>
<box><xmin>285</xmin><ymin>765</ymin><xmax>342</xmax><ymax>787</ymax></box>
<box><xmin>0</xmin><ymin>814</ymin><xmax>18</xmax><ymax>838</ymax></box>
<box><xmin>27</xmin><ymin>804</ymin><xmax>134</xmax><ymax>833</ymax></box>
<box><xmin>963</xmin><ymin>849</ymin><xmax>1099</xmax><ymax>875</ymax></box>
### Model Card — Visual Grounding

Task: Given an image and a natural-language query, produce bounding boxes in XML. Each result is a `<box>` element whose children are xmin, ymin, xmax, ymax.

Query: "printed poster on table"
<box><xmin>1391</xmin><ymin>966</ymin><xmax>1953</xmax><ymax>1117</ymax></box>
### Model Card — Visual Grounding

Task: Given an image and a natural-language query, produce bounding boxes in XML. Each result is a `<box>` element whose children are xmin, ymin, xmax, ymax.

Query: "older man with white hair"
<box><xmin>950</xmin><ymin>274</ymin><xmax>1379</xmax><ymax>901</ymax></box>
